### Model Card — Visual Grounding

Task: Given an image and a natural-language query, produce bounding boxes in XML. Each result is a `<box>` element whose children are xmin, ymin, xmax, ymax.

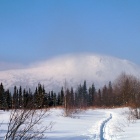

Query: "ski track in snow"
<box><xmin>100</xmin><ymin>113</ymin><xmax>112</xmax><ymax>140</ymax></box>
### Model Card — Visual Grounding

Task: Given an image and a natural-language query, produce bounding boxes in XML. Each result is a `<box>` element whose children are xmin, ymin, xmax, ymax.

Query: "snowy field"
<box><xmin>0</xmin><ymin>108</ymin><xmax>139</xmax><ymax>140</ymax></box>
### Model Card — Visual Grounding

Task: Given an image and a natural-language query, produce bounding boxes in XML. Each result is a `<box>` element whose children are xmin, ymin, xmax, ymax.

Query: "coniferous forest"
<box><xmin>0</xmin><ymin>73</ymin><xmax>140</xmax><ymax>117</ymax></box>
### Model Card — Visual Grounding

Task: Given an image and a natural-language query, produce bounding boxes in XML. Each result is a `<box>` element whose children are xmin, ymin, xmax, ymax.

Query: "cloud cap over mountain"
<box><xmin>0</xmin><ymin>53</ymin><xmax>140</xmax><ymax>91</ymax></box>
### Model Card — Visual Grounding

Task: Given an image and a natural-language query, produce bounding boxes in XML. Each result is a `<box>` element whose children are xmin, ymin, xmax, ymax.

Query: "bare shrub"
<box><xmin>4</xmin><ymin>108</ymin><xmax>53</xmax><ymax>140</ymax></box>
<box><xmin>113</xmin><ymin>121</ymin><xmax>125</xmax><ymax>132</ymax></box>
<box><xmin>114</xmin><ymin>73</ymin><xmax>140</xmax><ymax>119</ymax></box>
<box><xmin>127</xmin><ymin>109</ymin><xmax>137</xmax><ymax>124</ymax></box>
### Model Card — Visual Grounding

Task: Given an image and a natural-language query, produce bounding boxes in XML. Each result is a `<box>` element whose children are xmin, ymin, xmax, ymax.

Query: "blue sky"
<box><xmin>0</xmin><ymin>0</ymin><xmax>140</xmax><ymax>65</ymax></box>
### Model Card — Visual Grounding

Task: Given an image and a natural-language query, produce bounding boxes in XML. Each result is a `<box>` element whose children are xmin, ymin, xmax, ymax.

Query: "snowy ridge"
<box><xmin>0</xmin><ymin>53</ymin><xmax>140</xmax><ymax>91</ymax></box>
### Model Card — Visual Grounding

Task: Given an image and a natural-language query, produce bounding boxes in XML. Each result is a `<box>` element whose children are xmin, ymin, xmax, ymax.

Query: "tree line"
<box><xmin>0</xmin><ymin>81</ymin><xmax>106</xmax><ymax>110</ymax></box>
<box><xmin>0</xmin><ymin>73</ymin><xmax>140</xmax><ymax>118</ymax></box>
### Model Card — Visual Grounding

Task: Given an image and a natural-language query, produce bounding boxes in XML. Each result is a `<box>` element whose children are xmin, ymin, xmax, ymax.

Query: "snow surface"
<box><xmin>0</xmin><ymin>54</ymin><xmax>140</xmax><ymax>92</ymax></box>
<box><xmin>0</xmin><ymin>108</ymin><xmax>140</xmax><ymax>140</ymax></box>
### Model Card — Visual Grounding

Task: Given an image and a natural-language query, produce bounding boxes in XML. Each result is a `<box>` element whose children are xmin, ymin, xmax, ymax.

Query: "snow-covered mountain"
<box><xmin>0</xmin><ymin>54</ymin><xmax>140</xmax><ymax>91</ymax></box>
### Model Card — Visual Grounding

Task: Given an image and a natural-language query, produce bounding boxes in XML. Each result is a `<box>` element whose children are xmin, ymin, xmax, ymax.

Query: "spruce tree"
<box><xmin>98</xmin><ymin>89</ymin><xmax>102</xmax><ymax>106</ymax></box>
<box><xmin>6</xmin><ymin>90</ymin><xmax>12</xmax><ymax>109</ymax></box>
<box><xmin>37</xmin><ymin>84</ymin><xmax>44</xmax><ymax>108</ymax></box>
<box><xmin>50</xmin><ymin>91</ymin><xmax>54</xmax><ymax>107</ymax></box>
<box><xmin>19</xmin><ymin>86</ymin><xmax>23</xmax><ymax>108</ymax></box>
<box><xmin>107</xmin><ymin>81</ymin><xmax>113</xmax><ymax>106</ymax></box>
<box><xmin>48</xmin><ymin>92</ymin><xmax>51</xmax><ymax>107</ymax></box>
<box><xmin>53</xmin><ymin>93</ymin><xmax>57</xmax><ymax>107</ymax></box>
<box><xmin>83</xmin><ymin>81</ymin><xmax>88</xmax><ymax>106</ymax></box>
<box><xmin>57</xmin><ymin>93</ymin><xmax>61</xmax><ymax>106</ymax></box>
<box><xmin>43</xmin><ymin>91</ymin><xmax>48</xmax><ymax>108</ymax></box>
<box><xmin>70</xmin><ymin>87</ymin><xmax>74</xmax><ymax>108</ymax></box>
<box><xmin>23</xmin><ymin>89</ymin><xmax>27</xmax><ymax>108</ymax></box>
<box><xmin>13</xmin><ymin>86</ymin><xmax>19</xmax><ymax>109</ymax></box>
<box><xmin>0</xmin><ymin>83</ymin><xmax>4</xmax><ymax>109</ymax></box>
<box><xmin>60</xmin><ymin>87</ymin><xmax>64</xmax><ymax>106</ymax></box>
<box><xmin>102</xmin><ymin>85</ymin><xmax>108</xmax><ymax>106</ymax></box>
<box><xmin>34</xmin><ymin>87</ymin><xmax>38</xmax><ymax>108</ymax></box>
<box><xmin>3</xmin><ymin>90</ymin><xmax>8</xmax><ymax>110</ymax></box>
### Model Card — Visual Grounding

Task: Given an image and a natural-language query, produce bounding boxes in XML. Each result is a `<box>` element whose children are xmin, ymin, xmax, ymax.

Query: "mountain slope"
<box><xmin>0</xmin><ymin>54</ymin><xmax>140</xmax><ymax>91</ymax></box>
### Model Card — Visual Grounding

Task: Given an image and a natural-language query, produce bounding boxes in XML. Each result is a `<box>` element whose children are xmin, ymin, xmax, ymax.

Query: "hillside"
<box><xmin>0</xmin><ymin>54</ymin><xmax>140</xmax><ymax>91</ymax></box>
